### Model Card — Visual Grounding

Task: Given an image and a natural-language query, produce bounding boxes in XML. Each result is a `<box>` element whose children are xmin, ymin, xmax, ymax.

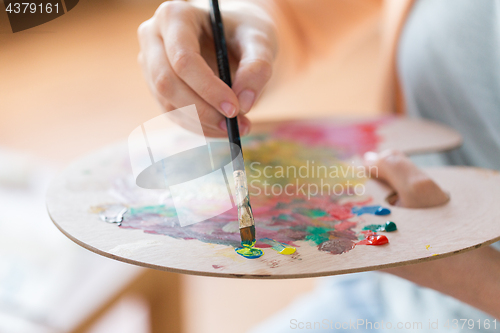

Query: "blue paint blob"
<box><xmin>235</xmin><ymin>242</ymin><xmax>264</xmax><ymax>259</ymax></box>
<box><xmin>375</xmin><ymin>207</ymin><xmax>391</xmax><ymax>216</ymax></box>
<box><xmin>352</xmin><ymin>205</ymin><xmax>391</xmax><ymax>216</ymax></box>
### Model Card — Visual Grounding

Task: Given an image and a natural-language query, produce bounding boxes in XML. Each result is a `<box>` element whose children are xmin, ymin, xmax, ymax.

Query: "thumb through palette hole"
<box><xmin>385</xmin><ymin>191</ymin><xmax>451</xmax><ymax>208</ymax></box>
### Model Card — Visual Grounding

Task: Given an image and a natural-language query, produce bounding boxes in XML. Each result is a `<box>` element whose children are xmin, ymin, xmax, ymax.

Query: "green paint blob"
<box><xmin>384</xmin><ymin>221</ymin><xmax>397</xmax><ymax>232</ymax></box>
<box><xmin>362</xmin><ymin>221</ymin><xmax>398</xmax><ymax>232</ymax></box>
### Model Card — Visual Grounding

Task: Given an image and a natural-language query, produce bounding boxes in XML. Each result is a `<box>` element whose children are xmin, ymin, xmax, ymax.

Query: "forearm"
<box><xmin>383</xmin><ymin>246</ymin><xmax>500</xmax><ymax>319</ymax></box>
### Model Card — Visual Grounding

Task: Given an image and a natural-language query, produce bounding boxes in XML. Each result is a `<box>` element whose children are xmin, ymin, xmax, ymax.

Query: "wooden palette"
<box><xmin>47</xmin><ymin>117</ymin><xmax>500</xmax><ymax>279</ymax></box>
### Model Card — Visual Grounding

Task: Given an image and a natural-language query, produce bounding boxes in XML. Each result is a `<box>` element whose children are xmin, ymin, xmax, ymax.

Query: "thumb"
<box><xmin>364</xmin><ymin>150</ymin><xmax>449</xmax><ymax>208</ymax></box>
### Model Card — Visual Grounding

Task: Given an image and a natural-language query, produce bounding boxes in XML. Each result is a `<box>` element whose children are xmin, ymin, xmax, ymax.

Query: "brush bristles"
<box><xmin>240</xmin><ymin>225</ymin><xmax>255</xmax><ymax>245</ymax></box>
<box><xmin>240</xmin><ymin>225</ymin><xmax>256</xmax><ymax>246</ymax></box>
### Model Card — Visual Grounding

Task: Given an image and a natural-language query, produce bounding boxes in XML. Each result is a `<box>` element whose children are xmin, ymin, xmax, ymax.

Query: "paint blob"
<box><xmin>352</xmin><ymin>206</ymin><xmax>391</xmax><ymax>216</ymax></box>
<box><xmin>259</xmin><ymin>238</ymin><xmax>296</xmax><ymax>255</ymax></box>
<box><xmin>235</xmin><ymin>241</ymin><xmax>264</xmax><ymax>259</ymax></box>
<box><xmin>98</xmin><ymin>204</ymin><xmax>128</xmax><ymax>225</ymax></box>
<box><xmin>384</xmin><ymin>221</ymin><xmax>397</xmax><ymax>232</ymax></box>
<box><xmin>357</xmin><ymin>233</ymin><xmax>389</xmax><ymax>246</ymax></box>
<box><xmin>318</xmin><ymin>238</ymin><xmax>356</xmax><ymax>254</ymax></box>
<box><xmin>362</xmin><ymin>221</ymin><xmax>397</xmax><ymax>232</ymax></box>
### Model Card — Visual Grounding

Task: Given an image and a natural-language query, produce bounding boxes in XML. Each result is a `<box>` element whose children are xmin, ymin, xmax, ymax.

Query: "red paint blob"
<box><xmin>357</xmin><ymin>234</ymin><xmax>389</xmax><ymax>246</ymax></box>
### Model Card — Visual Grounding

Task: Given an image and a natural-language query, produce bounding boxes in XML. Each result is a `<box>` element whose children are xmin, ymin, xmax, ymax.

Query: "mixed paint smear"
<box><xmin>260</xmin><ymin>238</ymin><xmax>296</xmax><ymax>255</ymax></box>
<box><xmin>92</xmin><ymin>119</ymin><xmax>400</xmax><ymax>260</ymax></box>
<box><xmin>94</xmin><ymin>199</ymin><xmax>397</xmax><ymax>259</ymax></box>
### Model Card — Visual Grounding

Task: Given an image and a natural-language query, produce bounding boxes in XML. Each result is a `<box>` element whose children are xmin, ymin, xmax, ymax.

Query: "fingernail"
<box><xmin>238</xmin><ymin>90</ymin><xmax>255</xmax><ymax>114</ymax></box>
<box><xmin>219</xmin><ymin>120</ymin><xmax>227</xmax><ymax>132</ymax></box>
<box><xmin>221</xmin><ymin>102</ymin><xmax>236</xmax><ymax>117</ymax></box>
<box><xmin>364</xmin><ymin>152</ymin><xmax>379</xmax><ymax>162</ymax></box>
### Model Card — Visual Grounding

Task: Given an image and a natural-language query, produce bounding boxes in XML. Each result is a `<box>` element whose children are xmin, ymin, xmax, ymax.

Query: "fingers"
<box><xmin>228</xmin><ymin>7</ymin><xmax>277</xmax><ymax>114</ymax></box>
<box><xmin>217</xmin><ymin>115</ymin><xmax>252</xmax><ymax>137</ymax></box>
<box><xmin>157</xmin><ymin>2</ymin><xmax>240</xmax><ymax>118</ymax></box>
<box><xmin>163</xmin><ymin>101</ymin><xmax>251</xmax><ymax>138</ymax></box>
<box><xmin>139</xmin><ymin>23</ymin><xmax>225</xmax><ymax>134</ymax></box>
<box><xmin>232</xmin><ymin>49</ymin><xmax>274</xmax><ymax>114</ymax></box>
<box><xmin>364</xmin><ymin>150</ymin><xmax>449</xmax><ymax>208</ymax></box>
<box><xmin>231</xmin><ymin>33</ymin><xmax>275</xmax><ymax>113</ymax></box>
<box><xmin>138</xmin><ymin>5</ymin><xmax>237</xmax><ymax>137</ymax></box>
<box><xmin>138</xmin><ymin>1</ymin><xmax>276</xmax><ymax>137</ymax></box>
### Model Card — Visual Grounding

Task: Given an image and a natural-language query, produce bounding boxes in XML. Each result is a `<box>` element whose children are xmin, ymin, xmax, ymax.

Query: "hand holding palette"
<box><xmin>47</xmin><ymin>117</ymin><xmax>500</xmax><ymax>279</ymax></box>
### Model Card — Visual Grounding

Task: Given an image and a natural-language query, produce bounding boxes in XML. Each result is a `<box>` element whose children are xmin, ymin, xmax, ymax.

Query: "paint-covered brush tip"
<box><xmin>240</xmin><ymin>225</ymin><xmax>255</xmax><ymax>246</ymax></box>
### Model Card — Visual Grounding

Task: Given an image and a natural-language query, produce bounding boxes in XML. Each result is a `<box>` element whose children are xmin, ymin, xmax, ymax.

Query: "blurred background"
<box><xmin>0</xmin><ymin>0</ymin><xmax>383</xmax><ymax>332</ymax></box>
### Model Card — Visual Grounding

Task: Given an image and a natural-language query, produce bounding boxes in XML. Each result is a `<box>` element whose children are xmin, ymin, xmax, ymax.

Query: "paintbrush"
<box><xmin>209</xmin><ymin>0</ymin><xmax>256</xmax><ymax>246</ymax></box>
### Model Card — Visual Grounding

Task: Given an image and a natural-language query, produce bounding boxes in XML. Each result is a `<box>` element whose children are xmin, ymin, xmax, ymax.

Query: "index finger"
<box><xmin>156</xmin><ymin>3</ymin><xmax>240</xmax><ymax>118</ymax></box>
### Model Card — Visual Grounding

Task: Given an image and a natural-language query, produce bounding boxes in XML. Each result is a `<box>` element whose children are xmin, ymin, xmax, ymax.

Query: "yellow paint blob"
<box><xmin>235</xmin><ymin>242</ymin><xmax>264</xmax><ymax>259</ymax></box>
<box><xmin>279</xmin><ymin>247</ymin><xmax>296</xmax><ymax>255</ymax></box>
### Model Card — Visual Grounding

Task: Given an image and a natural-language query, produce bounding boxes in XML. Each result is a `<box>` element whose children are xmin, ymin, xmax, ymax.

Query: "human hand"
<box><xmin>364</xmin><ymin>149</ymin><xmax>449</xmax><ymax>208</ymax></box>
<box><xmin>137</xmin><ymin>0</ymin><xmax>278</xmax><ymax>137</ymax></box>
<box><xmin>362</xmin><ymin>151</ymin><xmax>500</xmax><ymax>318</ymax></box>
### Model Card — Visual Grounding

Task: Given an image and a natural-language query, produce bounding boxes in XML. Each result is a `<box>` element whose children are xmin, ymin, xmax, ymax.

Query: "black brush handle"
<box><xmin>209</xmin><ymin>0</ymin><xmax>244</xmax><ymax>171</ymax></box>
